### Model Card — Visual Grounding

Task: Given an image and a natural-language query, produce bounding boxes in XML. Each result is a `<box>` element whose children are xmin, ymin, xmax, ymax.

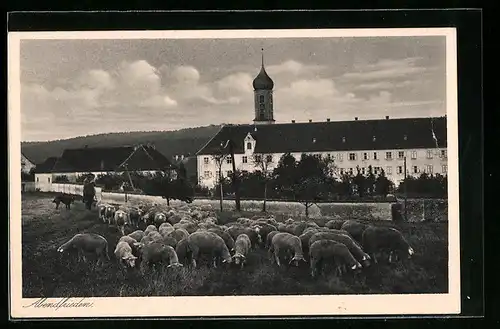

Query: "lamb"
<box><xmin>208</xmin><ymin>228</ymin><xmax>235</xmax><ymax>252</ymax></box>
<box><xmin>144</xmin><ymin>225</ymin><xmax>158</xmax><ymax>236</ymax></box>
<box><xmin>114</xmin><ymin>209</ymin><xmax>131</xmax><ymax>236</ymax></box>
<box><xmin>362</xmin><ymin>226</ymin><xmax>414</xmax><ymax>263</ymax></box>
<box><xmin>128</xmin><ymin>230</ymin><xmax>145</xmax><ymax>242</ymax></box>
<box><xmin>325</xmin><ymin>219</ymin><xmax>346</xmax><ymax>230</ymax></box>
<box><xmin>270</xmin><ymin>232</ymin><xmax>306</xmax><ymax>267</ymax></box>
<box><xmin>114</xmin><ymin>241</ymin><xmax>138</xmax><ymax>268</ymax></box>
<box><xmin>309</xmin><ymin>240</ymin><xmax>362</xmax><ymax>277</ymax></box>
<box><xmin>139</xmin><ymin>241</ymin><xmax>183</xmax><ymax>274</ymax></box>
<box><xmin>309</xmin><ymin>231</ymin><xmax>371</xmax><ymax>266</ymax></box>
<box><xmin>57</xmin><ymin>233</ymin><xmax>110</xmax><ymax>265</ymax></box>
<box><xmin>341</xmin><ymin>220</ymin><xmax>369</xmax><ymax>244</ymax></box>
<box><xmin>186</xmin><ymin>231</ymin><xmax>232</xmax><ymax>268</ymax></box>
<box><xmin>232</xmin><ymin>234</ymin><xmax>252</xmax><ymax>268</ymax></box>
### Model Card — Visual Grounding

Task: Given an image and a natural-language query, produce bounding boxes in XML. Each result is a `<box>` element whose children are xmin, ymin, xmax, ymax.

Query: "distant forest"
<box><xmin>21</xmin><ymin>125</ymin><xmax>222</xmax><ymax>180</ymax></box>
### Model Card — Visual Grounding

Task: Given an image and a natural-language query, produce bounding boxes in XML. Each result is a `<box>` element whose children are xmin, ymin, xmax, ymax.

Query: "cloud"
<box><xmin>341</xmin><ymin>57</ymin><xmax>430</xmax><ymax>81</ymax></box>
<box><xmin>352</xmin><ymin>80</ymin><xmax>415</xmax><ymax>91</ymax></box>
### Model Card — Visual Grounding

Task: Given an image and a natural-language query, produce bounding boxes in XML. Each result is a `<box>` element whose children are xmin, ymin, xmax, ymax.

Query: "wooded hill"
<box><xmin>21</xmin><ymin>125</ymin><xmax>222</xmax><ymax>175</ymax></box>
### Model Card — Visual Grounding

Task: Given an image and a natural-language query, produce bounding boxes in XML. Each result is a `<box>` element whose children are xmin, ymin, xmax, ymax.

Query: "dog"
<box><xmin>52</xmin><ymin>194</ymin><xmax>76</xmax><ymax>210</ymax></box>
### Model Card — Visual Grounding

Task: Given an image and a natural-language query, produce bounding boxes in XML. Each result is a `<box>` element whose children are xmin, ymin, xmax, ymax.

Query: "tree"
<box><xmin>211</xmin><ymin>151</ymin><xmax>229</xmax><ymax>211</ymax></box>
<box><xmin>252</xmin><ymin>153</ymin><xmax>274</xmax><ymax>212</ymax></box>
<box><xmin>352</xmin><ymin>166</ymin><xmax>366</xmax><ymax>198</ymax></box>
<box><xmin>375</xmin><ymin>169</ymin><xmax>393</xmax><ymax>196</ymax></box>
<box><xmin>366</xmin><ymin>165</ymin><xmax>376</xmax><ymax>196</ymax></box>
<box><xmin>272</xmin><ymin>153</ymin><xmax>298</xmax><ymax>199</ymax></box>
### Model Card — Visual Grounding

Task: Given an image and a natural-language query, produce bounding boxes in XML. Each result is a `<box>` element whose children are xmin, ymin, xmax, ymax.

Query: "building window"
<box><xmin>441</xmin><ymin>150</ymin><xmax>447</xmax><ymax>158</ymax></box>
<box><xmin>397</xmin><ymin>166</ymin><xmax>403</xmax><ymax>174</ymax></box>
<box><xmin>349</xmin><ymin>168</ymin><xmax>353</xmax><ymax>175</ymax></box>
<box><xmin>373</xmin><ymin>152</ymin><xmax>378</xmax><ymax>160</ymax></box>
<box><xmin>426</xmin><ymin>165</ymin><xmax>433</xmax><ymax>174</ymax></box>
<box><xmin>246</xmin><ymin>142</ymin><xmax>252</xmax><ymax>150</ymax></box>
<box><xmin>386</xmin><ymin>152</ymin><xmax>392</xmax><ymax>160</ymax></box>
<box><xmin>226</xmin><ymin>157</ymin><xmax>232</xmax><ymax>164</ymax></box>
<box><xmin>204</xmin><ymin>157</ymin><xmax>209</xmax><ymax>164</ymax></box>
<box><xmin>48</xmin><ymin>177</ymin><xmax>51</xmax><ymax>183</ymax></box>
<box><xmin>340</xmin><ymin>168</ymin><xmax>344</xmax><ymax>175</ymax></box>
<box><xmin>361</xmin><ymin>167</ymin><xmax>366</xmax><ymax>174</ymax></box>
<box><xmin>398</xmin><ymin>151</ymin><xmax>405</xmax><ymax>159</ymax></box>
<box><xmin>203</xmin><ymin>171</ymin><xmax>210</xmax><ymax>179</ymax></box>
<box><xmin>413</xmin><ymin>166</ymin><xmax>418</xmax><ymax>174</ymax></box>
<box><xmin>374</xmin><ymin>167</ymin><xmax>379</xmax><ymax>174</ymax></box>
<box><xmin>348</xmin><ymin>153</ymin><xmax>356</xmax><ymax>161</ymax></box>
<box><xmin>259</xmin><ymin>95</ymin><xmax>264</xmax><ymax>103</ymax></box>
<box><xmin>363</xmin><ymin>152</ymin><xmax>369</xmax><ymax>160</ymax></box>
<box><xmin>411</xmin><ymin>151</ymin><xmax>417</xmax><ymax>159</ymax></box>
<box><xmin>36</xmin><ymin>177</ymin><xmax>39</xmax><ymax>182</ymax></box>
<box><xmin>242</xmin><ymin>156</ymin><xmax>248</xmax><ymax>163</ymax></box>
<box><xmin>427</xmin><ymin>150</ymin><xmax>433</xmax><ymax>159</ymax></box>
<box><xmin>386</xmin><ymin>166</ymin><xmax>392</xmax><ymax>175</ymax></box>
<box><xmin>442</xmin><ymin>165</ymin><xmax>447</xmax><ymax>174</ymax></box>
<box><xmin>266</xmin><ymin>155</ymin><xmax>273</xmax><ymax>162</ymax></box>
<box><xmin>255</xmin><ymin>155</ymin><xmax>262</xmax><ymax>162</ymax></box>
<box><xmin>227</xmin><ymin>170</ymin><xmax>233</xmax><ymax>177</ymax></box>
<box><xmin>337</xmin><ymin>153</ymin><xmax>343</xmax><ymax>161</ymax></box>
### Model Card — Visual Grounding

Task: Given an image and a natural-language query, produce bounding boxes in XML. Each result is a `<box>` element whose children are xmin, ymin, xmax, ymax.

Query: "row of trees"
<box><xmin>206</xmin><ymin>152</ymin><xmax>447</xmax><ymax>215</ymax></box>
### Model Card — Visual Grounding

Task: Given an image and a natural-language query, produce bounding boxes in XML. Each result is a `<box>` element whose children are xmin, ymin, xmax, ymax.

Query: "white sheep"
<box><xmin>232</xmin><ymin>234</ymin><xmax>251</xmax><ymax>268</ymax></box>
<box><xmin>139</xmin><ymin>241</ymin><xmax>183</xmax><ymax>274</ymax></box>
<box><xmin>57</xmin><ymin>233</ymin><xmax>110</xmax><ymax>266</ymax></box>
<box><xmin>114</xmin><ymin>241</ymin><xmax>138</xmax><ymax>268</ymax></box>
<box><xmin>309</xmin><ymin>240</ymin><xmax>362</xmax><ymax>277</ymax></box>
<box><xmin>270</xmin><ymin>232</ymin><xmax>306</xmax><ymax>267</ymax></box>
<box><xmin>309</xmin><ymin>231</ymin><xmax>371</xmax><ymax>267</ymax></box>
<box><xmin>114</xmin><ymin>209</ymin><xmax>131</xmax><ymax>236</ymax></box>
<box><xmin>187</xmin><ymin>231</ymin><xmax>232</xmax><ymax>268</ymax></box>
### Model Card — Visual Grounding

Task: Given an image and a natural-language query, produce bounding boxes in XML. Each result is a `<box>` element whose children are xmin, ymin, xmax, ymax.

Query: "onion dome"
<box><xmin>252</xmin><ymin>49</ymin><xmax>274</xmax><ymax>90</ymax></box>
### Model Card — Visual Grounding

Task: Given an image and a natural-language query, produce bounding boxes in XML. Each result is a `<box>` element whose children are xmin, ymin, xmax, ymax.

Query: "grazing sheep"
<box><xmin>232</xmin><ymin>234</ymin><xmax>252</xmax><ymax>268</ymax></box>
<box><xmin>208</xmin><ymin>228</ymin><xmax>235</xmax><ymax>252</ymax></box>
<box><xmin>255</xmin><ymin>223</ymin><xmax>277</xmax><ymax>245</ymax></box>
<box><xmin>57</xmin><ymin>233</ymin><xmax>110</xmax><ymax>265</ymax></box>
<box><xmin>140</xmin><ymin>231</ymin><xmax>163</xmax><ymax>246</ymax></box>
<box><xmin>144</xmin><ymin>225</ymin><xmax>158</xmax><ymax>236</ymax></box>
<box><xmin>309</xmin><ymin>231</ymin><xmax>371</xmax><ymax>266</ymax></box>
<box><xmin>162</xmin><ymin>235</ymin><xmax>178</xmax><ymax>248</ymax></box>
<box><xmin>118</xmin><ymin>235</ymin><xmax>142</xmax><ymax>257</ymax></box>
<box><xmin>173</xmin><ymin>222</ymin><xmax>198</xmax><ymax>234</ymax></box>
<box><xmin>341</xmin><ymin>220</ymin><xmax>369</xmax><ymax>244</ymax></box>
<box><xmin>139</xmin><ymin>241</ymin><xmax>183</xmax><ymax>274</ymax></box>
<box><xmin>114</xmin><ymin>209</ymin><xmax>131</xmax><ymax>236</ymax></box>
<box><xmin>325</xmin><ymin>219</ymin><xmax>346</xmax><ymax>230</ymax></box>
<box><xmin>290</xmin><ymin>222</ymin><xmax>308</xmax><ymax>236</ymax></box>
<box><xmin>128</xmin><ymin>230</ymin><xmax>145</xmax><ymax>242</ymax></box>
<box><xmin>299</xmin><ymin>229</ymin><xmax>320</xmax><ymax>254</ymax></box>
<box><xmin>187</xmin><ymin>231</ymin><xmax>232</xmax><ymax>268</ymax></box>
<box><xmin>168</xmin><ymin>228</ymin><xmax>190</xmax><ymax>243</ymax></box>
<box><xmin>175</xmin><ymin>237</ymin><xmax>192</xmax><ymax>266</ymax></box>
<box><xmin>114</xmin><ymin>241</ymin><xmax>138</xmax><ymax>268</ymax></box>
<box><xmin>270</xmin><ymin>232</ymin><xmax>306</xmax><ymax>267</ymax></box>
<box><xmin>362</xmin><ymin>226</ymin><xmax>414</xmax><ymax>263</ymax></box>
<box><xmin>227</xmin><ymin>225</ymin><xmax>262</xmax><ymax>248</ymax></box>
<box><xmin>266</xmin><ymin>230</ymin><xmax>280</xmax><ymax>249</ymax></box>
<box><xmin>52</xmin><ymin>194</ymin><xmax>75</xmax><ymax>210</ymax></box>
<box><xmin>309</xmin><ymin>240</ymin><xmax>362</xmax><ymax>277</ymax></box>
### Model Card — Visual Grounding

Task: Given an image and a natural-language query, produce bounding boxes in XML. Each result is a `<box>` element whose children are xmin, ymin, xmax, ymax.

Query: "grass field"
<box><xmin>21</xmin><ymin>192</ymin><xmax>449</xmax><ymax>297</ymax></box>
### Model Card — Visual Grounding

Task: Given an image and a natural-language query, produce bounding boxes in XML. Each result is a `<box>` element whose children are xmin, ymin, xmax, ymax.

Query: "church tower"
<box><xmin>252</xmin><ymin>49</ymin><xmax>275</xmax><ymax>124</ymax></box>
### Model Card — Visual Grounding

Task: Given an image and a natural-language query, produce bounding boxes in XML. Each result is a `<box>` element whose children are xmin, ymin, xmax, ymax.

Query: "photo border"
<box><xmin>7</xmin><ymin>9</ymin><xmax>483</xmax><ymax>320</ymax></box>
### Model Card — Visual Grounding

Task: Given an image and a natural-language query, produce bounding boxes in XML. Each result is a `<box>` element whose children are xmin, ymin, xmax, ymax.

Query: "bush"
<box><xmin>53</xmin><ymin>175</ymin><xmax>69</xmax><ymax>183</ymax></box>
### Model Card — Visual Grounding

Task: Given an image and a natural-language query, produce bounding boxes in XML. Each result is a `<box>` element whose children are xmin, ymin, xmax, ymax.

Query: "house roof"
<box><xmin>33</xmin><ymin>157</ymin><xmax>58</xmax><ymax>173</ymax></box>
<box><xmin>50</xmin><ymin>145</ymin><xmax>172</xmax><ymax>173</ymax></box>
<box><xmin>21</xmin><ymin>152</ymin><xmax>35</xmax><ymax>164</ymax></box>
<box><xmin>196</xmin><ymin>116</ymin><xmax>447</xmax><ymax>155</ymax></box>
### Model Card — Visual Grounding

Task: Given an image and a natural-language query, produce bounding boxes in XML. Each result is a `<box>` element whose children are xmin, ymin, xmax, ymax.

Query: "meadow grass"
<box><xmin>21</xmin><ymin>193</ymin><xmax>448</xmax><ymax>297</ymax></box>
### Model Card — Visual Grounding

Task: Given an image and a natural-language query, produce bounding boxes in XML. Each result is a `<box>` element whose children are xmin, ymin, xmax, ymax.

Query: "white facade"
<box><xmin>21</xmin><ymin>153</ymin><xmax>36</xmax><ymax>173</ymax></box>
<box><xmin>34</xmin><ymin>173</ymin><xmax>53</xmax><ymax>191</ymax></box>
<box><xmin>197</xmin><ymin>146</ymin><xmax>448</xmax><ymax>189</ymax></box>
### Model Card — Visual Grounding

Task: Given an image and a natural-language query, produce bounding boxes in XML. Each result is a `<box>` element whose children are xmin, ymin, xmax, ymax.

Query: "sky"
<box><xmin>19</xmin><ymin>35</ymin><xmax>447</xmax><ymax>141</ymax></box>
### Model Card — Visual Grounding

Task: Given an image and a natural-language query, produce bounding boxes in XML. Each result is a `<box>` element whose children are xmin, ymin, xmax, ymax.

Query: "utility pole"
<box><xmin>227</xmin><ymin>139</ymin><xmax>241</xmax><ymax>212</ymax></box>
<box><xmin>403</xmin><ymin>156</ymin><xmax>407</xmax><ymax>221</ymax></box>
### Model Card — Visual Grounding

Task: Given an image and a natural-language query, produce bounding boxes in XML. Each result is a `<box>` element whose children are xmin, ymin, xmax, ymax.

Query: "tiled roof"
<box><xmin>33</xmin><ymin>157</ymin><xmax>58</xmax><ymax>173</ymax></box>
<box><xmin>50</xmin><ymin>145</ymin><xmax>172</xmax><ymax>173</ymax></box>
<box><xmin>196</xmin><ymin>116</ymin><xmax>447</xmax><ymax>155</ymax></box>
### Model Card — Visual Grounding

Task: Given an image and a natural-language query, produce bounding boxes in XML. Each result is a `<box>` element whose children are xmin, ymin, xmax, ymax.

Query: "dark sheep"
<box><xmin>362</xmin><ymin>225</ymin><xmax>415</xmax><ymax>263</ymax></box>
<box><xmin>341</xmin><ymin>220</ymin><xmax>369</xmax><ymax>244</ymax></box>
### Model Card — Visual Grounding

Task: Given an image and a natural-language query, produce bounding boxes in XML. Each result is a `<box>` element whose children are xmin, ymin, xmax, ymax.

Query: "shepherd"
<box><xmin>83</xmin><ymin>175</ymin><xmax>97</xmax><ymax>210</ymax></box>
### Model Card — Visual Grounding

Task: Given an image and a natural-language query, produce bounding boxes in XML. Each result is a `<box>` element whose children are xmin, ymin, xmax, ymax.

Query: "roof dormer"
<box><xmin>244</xmin><ymin>132</ymin><xmax>256</xmax><ymax>155</ymax></box>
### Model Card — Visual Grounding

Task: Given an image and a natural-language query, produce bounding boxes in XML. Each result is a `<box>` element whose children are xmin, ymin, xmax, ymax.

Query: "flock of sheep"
<box><xmin>56</xmin><ymin>200</ymin><xmax>415</xmax><ymax>278</ymax></box>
